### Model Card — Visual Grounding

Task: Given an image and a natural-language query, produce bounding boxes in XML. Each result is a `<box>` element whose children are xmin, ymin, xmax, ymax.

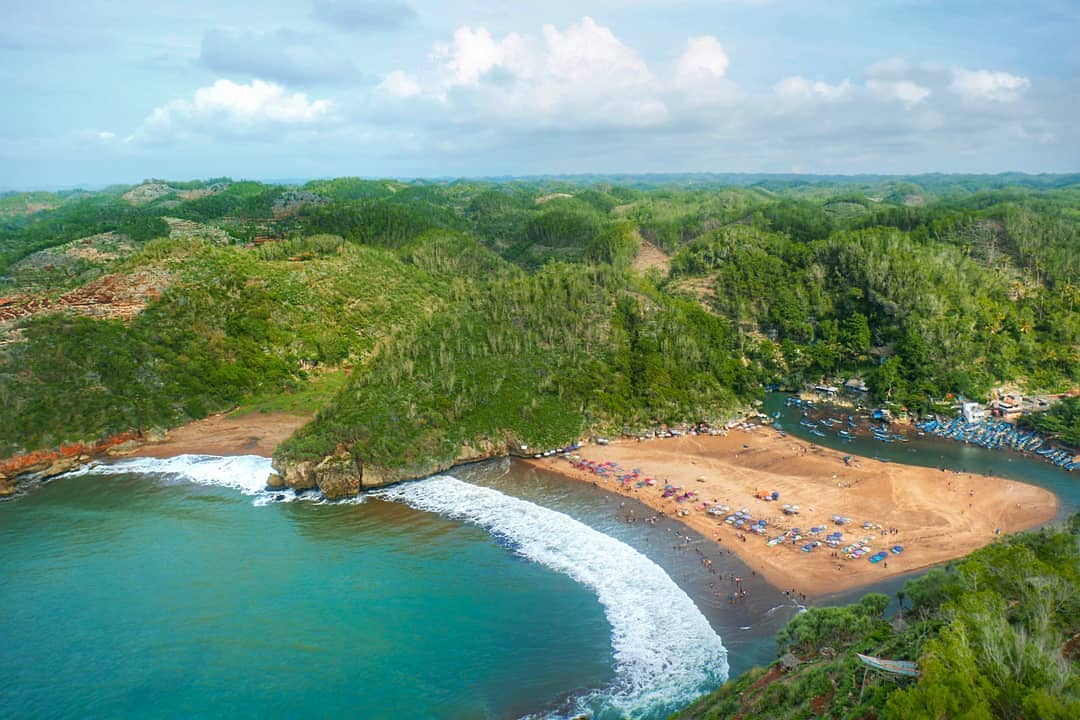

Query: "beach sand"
<box><xmin>526</xmin><ymin>426</ymin><xmax>1059</xmax><ymax>598</ymax></box>
<box><xmin>129</xmin><ymin>410</ymin><xmax>312</xmax><ymax>459</ymax></box>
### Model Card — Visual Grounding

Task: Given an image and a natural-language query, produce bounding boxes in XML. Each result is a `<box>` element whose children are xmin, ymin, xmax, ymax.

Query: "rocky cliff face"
<box><xmin>271</xmin><ymin>436</ymin><xmax>512</xmax><ymax>500</ymax></box>
<box><xmin>0</xmin><ymin>455</ymin><xmax>90</xmax><ymax>499</ymax></box>
<box><xmin>312</xmin><ymin>450</ymin><xmax>362</xmax><ymax>499</ymax></box>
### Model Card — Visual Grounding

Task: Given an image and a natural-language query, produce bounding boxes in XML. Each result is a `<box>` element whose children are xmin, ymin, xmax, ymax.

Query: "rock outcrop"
<box><xmin>40</xmin><ymin>457</ymin><xmax>80</xmax><ymax>479</ymax></box>
<box><xmin>312</xmin><ymin>448</ymin><xmax>362</xmax><ymax>499</ymax></box>
<box><xmin>282</xmin><ymin>460</ymin><xmax>317</xmax><ymax>491</ymax></box>
<box><xmin>455</xmin><ymin>436</ymin><xmax>502</xmax><ymax>464</ymax></box>
<box><xmin>0</xmin><ymin>473</ymin><xmax>14</xmax><ymax>498</ymax></box>
<box><xmin>273</xmin><ymin>435</ymin><xmax>513</xmax><ymax>500</ymax></box>
<box><xmin>106</xmin><ymin>440</ymin><xmax>143</xmax><ymax>457</ymax></box>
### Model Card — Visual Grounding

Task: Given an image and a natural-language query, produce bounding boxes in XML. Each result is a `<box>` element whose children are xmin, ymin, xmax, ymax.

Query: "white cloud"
<box><xmin>434</xmin><ymin>25</ymin><xmax>525</xmax><ymax>88</ymax></box>
<box><xmin>950</xmin><ymin>68</ymin><xmax>1030</xmax><ymax>102</ymax></box>
<box><xmin>774</xmin><ymin>76</ymin><xmax>851</xmax><ymax>102</ymax></box>
<box><xmin>136</xmin><ymin>80</ymin><xmax>333</xmax><ymax>141</ymax></box>
<box><xmin>541</xmin><ymin>16</ymin><xmax>653</xmax><ymax>91</ymax></box>
<box><xmin>377</xmin><ymin>70</ymin><xmax>421</xmax><ymax>98</ymax></box>
<box><xmin>676</xmin><ymin>36</ymin><xmax>730</xmax><ymax>85</ymax></box>
<box><xmin>867</xmin><ymin>79</ymin><xmax>931</xmax><ymax>107</ymax></box>
<box><xmin>428</xmin><ymin>17</ymin><xmax>667</xmax><ymax>128</ymax></box>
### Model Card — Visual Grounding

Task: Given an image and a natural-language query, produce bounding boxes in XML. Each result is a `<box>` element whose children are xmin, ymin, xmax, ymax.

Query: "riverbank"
<box><xmin>526</xmin><ymin>424</ymin><xmax>1058</xmax><ymax>598</ymax></box>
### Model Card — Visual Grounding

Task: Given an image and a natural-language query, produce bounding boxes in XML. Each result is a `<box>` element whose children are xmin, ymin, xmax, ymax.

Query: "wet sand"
<box><xmin>129</xmin><ymin>410</ymin><xmax>312</xmax><ymax>459</ymax></box>
<box><xmin>526</xmin><ymin>425</ymin><xmax>1058</xmax><ymax>598</ymax></box>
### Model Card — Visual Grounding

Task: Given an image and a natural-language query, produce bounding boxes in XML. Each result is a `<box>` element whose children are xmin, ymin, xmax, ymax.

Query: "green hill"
<box><xmin>671</xmin><ymin>516</ymin><xmax>1080</xmax><ymax>720</ymax></box>
<box><xmin>0</xmin><ymin>174</ymin><xmax>1076</xmax><ymax>493</ymax></box>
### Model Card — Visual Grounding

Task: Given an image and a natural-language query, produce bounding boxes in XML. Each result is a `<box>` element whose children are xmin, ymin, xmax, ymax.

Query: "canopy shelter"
<box><xmin>856</xmin><ymin>653</ymin><xmax>920</xmax><ymax>678</ymax></box>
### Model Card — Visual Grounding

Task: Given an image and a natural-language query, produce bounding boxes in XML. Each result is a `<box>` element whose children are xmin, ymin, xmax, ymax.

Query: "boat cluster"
<box><xmin>869</xmin><ymin>424</ymin><xmax>908</xmax><ymax>444</ymax></box>
<box><xmin>785</xmin><ymin>393</ymin><xmax>1076</xmax><ymax>471</ymax></box>
<box><xmin>531</xmin><ymin>442</ymin><xmax>581</xmax><ymax>458</ymax></box>
<box><xmin>916</xmin><ymin>417</ymin><xmax>1077</xmax><ymax>471</ymax></box>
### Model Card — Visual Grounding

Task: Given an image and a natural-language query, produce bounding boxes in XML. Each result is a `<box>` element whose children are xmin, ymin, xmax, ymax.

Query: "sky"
<box><xmin>3</xmin><ymin>0</ymin><xmax>1079</xmax><ymax>188</ymax></box>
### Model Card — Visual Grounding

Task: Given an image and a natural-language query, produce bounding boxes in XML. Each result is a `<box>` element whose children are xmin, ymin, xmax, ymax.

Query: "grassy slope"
<box><xmin>1</xmin><ymin>175</ymin><xmax>1076</xmax><ymax>473</ymax></box>
<box><xmin>0</xmin><ymin>238</ymin><xmax>439</xmax><ymax>456</ymax></box>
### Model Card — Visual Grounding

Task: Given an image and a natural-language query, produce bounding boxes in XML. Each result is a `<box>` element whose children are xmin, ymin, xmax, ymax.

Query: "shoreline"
<box><xmin>525</xmin><ymin>424</ymin><xmax>1059</xmax><ymax>598</ymax></box>
<box><xmin>0</xmin><ymin>409</ymin><xmax>311</xmax><ymax>498</ymax></box>
<box><xmin>5</xmin><ymin>406</ymin><xmax>1060</xmax><ymax>601</ymax></box>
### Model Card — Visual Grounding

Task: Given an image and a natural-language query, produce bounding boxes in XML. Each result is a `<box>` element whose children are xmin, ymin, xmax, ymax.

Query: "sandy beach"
<box><xmin>128</xmin><ymin>410</ymin><xmax>313</xmax><ymax>459</ymax></box>
<box><xmin>527</xmin><ymin>425</ymin><xmax>1059</xmax><ymax>597</ymax></box>
<box><xmin>120</xmin><ymin>408</ymin><xmax>1059</xmax><ymax>598</ymax></box>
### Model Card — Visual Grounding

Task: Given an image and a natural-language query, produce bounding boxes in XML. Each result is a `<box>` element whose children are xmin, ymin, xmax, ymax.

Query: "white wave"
<box><xmin>376</xmin><ymin>475</ymin><xmax>728</xmax><ymax>718</ymax></box>
<box><xmin>62</xmin><ymin>455</ymin><xmax>323</xmax><ymax>505</ymax></box>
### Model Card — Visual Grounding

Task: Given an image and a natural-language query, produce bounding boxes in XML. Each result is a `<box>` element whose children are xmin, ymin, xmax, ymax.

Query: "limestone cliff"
<box><xmin>271</xmin><ymin>435</ymin><xmax>512</xmax><ymax>500</ymax></box>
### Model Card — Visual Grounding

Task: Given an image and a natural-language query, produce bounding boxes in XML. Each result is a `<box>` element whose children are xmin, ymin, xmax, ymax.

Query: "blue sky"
<box><xmin>3</xmin><ymin>0</ymin><xmax>1078</xmax><ymax>187</ymax></box>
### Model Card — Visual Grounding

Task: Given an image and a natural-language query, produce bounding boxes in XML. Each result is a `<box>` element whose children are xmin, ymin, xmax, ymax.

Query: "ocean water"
<box><xmin>0</xmin><ymin>456</ymin><xmax>792</xmax><ymax>720</ymax></box>
<box><xmin>3</xmin><ymin>406</ymin><xmax>1068</xmax><ymax>720</ymax></box>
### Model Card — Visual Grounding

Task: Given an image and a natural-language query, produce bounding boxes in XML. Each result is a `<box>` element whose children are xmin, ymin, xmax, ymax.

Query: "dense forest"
<box><xmin>672</xmin><ymin>515</ymin><xmax>1080</xmax><ymax>720</ymax></box>
<box><xmin>0</xmin><ymin>173</ymin><xmax>1077</xmax><ymax>468</ymax></box>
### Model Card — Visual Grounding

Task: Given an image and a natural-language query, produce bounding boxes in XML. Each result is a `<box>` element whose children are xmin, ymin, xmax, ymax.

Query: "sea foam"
<box><xmin>62</xmin><ymin>455</ymin><xmax>318</xmax><ymax>505</ymax></box>
<box><xmin>377</xmin><ymin>475</ymin><xmax>729</xmax><ymax>719</ymax></box>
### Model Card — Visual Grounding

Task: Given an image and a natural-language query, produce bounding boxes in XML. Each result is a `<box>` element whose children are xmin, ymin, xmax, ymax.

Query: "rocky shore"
<box><xmin>1</xmin><ymin>409</ymin><xmax>515</xmax><ymax>501</ymax></box>
<box><xmin>269</xmin><ymin>437</ymin><xmax>511</xmax><ymax>499</ymax></box>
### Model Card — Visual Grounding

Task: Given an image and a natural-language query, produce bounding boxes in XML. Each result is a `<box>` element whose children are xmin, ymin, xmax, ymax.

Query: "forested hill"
<box><xmin>0</xmin><ymin>174</ymin><xmax>1076</xmax><ymax>488</ymax></box>
<box><xmin>670</xmin><ymin>515</ymin><xmax>1080</xmax><ymax>720</ymax></box>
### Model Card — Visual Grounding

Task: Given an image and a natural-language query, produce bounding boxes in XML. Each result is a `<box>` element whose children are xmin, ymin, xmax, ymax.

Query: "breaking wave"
<box><xmin>376</xmin><ymin>475</ymin><xmax>728</xmax><ymax>719</ymax></box>
<box><xmin>60</xmin><ymin>454</ymin><xmax>330</xmax><ymax>506</ymax></box>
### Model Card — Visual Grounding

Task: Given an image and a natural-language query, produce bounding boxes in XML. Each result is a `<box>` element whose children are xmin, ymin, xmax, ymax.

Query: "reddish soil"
<box><xmin>0</xmin><ymin>270</ymin><xmax>169</xmax><ymax>324</ymax></box>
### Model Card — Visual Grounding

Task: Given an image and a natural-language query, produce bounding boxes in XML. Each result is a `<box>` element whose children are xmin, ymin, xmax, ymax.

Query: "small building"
<box><xmin>814</xmin><ymin>384</ymin><xmax>839</xmax><ymax>396</ymax></box>
<box><xmin>962</xmin><ymin>402</ymin><xmax>986</xmax><ymax>424</ymax></box>
<box><xmin>844</xmin><ymin>377</ymin><xmax>869</xmax><ymax>394</ymax></box>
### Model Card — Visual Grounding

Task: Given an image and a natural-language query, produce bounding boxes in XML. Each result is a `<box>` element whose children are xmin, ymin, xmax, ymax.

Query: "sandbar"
<box><xmin>526</xmin><ymin>425</ymin><xmax>1058</xmax><ymax>598</ymax></box>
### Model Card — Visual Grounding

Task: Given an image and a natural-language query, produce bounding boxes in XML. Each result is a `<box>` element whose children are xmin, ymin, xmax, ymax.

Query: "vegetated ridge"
<box><xmin>670</xmin><ymin>515</ymin><xmax>1079</xmax><ymax>720</ymax></box>
<box><xmin>0</xmin><ymin>174</ymin><xmax>1076</xmax><ymax>499</ymax></box>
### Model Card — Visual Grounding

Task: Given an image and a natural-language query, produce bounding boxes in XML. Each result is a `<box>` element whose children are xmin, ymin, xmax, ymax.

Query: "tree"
<box><xmin>843</xmin><ymin>311</ymin><xmax>872</xmax><ymax>360</ymax></box>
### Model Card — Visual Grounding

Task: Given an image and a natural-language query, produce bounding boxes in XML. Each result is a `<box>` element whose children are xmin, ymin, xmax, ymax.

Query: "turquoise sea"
<box><xmin>2</xmin><ymin>399</ymin><xmax>1073</xmax><ymax>719</ymax></box>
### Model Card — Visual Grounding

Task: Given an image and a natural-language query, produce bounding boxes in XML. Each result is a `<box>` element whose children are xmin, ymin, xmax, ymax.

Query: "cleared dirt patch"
<box><xmin>632</xmin><ymin>239</ymin><xmax>671</xmax><ymax>276</ymax></box>
<box><xmin>0</xmin><ymin>270</ymin><xmax>171</xmax><ymax>326</ymax></box>
<box><xmin>130</xmin><ymin>411</ymin><xmax>313</xmax><ymax>458</ymax></box>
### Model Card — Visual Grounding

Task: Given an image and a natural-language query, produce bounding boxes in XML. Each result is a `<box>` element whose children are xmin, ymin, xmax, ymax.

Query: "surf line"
<box><xmin>59</xmin><ymin>454</ymin><xmax>321</xmax><ymax>506</ymax></box>
<box><xmin>376</xmin><ymin>475</ymin><xmax>729</xmax><ymax>718</ymax></box>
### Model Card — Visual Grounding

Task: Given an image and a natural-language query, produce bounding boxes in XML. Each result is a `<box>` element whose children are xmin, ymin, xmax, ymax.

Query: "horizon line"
<box><xmin>4</xmin><ymin>169</ymin><xmax>1079</xmax><ymax>194</ymax></box>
